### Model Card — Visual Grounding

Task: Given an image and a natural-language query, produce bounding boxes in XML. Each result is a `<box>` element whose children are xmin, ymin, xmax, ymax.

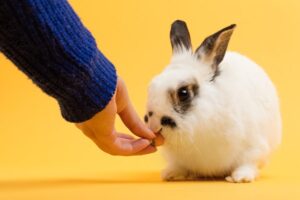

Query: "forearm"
<box><xmin>0</xmin><ymin>0</ymin><xmax>117</xmax><ymax>122</ymax></box>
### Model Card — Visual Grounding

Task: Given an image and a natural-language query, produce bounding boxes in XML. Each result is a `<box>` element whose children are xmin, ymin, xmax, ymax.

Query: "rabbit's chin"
<box><xmin>160</xmin><ymin>124</ymin><xmax>195</xmax><ymax>146</ymax></box>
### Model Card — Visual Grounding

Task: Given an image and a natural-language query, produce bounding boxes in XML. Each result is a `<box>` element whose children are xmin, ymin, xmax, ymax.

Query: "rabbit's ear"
<box><xmin>195</xmin><ymin>24</ymin><xmax>236</xmax><ymax>76</ymax></box>
<box><xmin>170</xmin><ymin>20</ymin><xmax>192</xmax><ymax>53</ymax></box>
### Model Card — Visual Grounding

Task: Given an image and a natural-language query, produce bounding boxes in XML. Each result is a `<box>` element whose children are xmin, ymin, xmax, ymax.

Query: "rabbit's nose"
<box><xmin>144</xmin><ymin>112</ymin><xmax>162</xmax><ymax>133</ymax></box>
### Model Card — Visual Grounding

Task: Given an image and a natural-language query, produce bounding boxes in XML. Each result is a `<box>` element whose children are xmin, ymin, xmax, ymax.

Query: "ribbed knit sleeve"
<box><xmin>0</xmin><ymin>0</ymin><xmax>117</xmax><ymax>122</ymax></box>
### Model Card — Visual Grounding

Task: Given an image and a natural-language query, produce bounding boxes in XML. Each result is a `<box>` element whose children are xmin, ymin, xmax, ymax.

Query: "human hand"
<box><xmin>76</xmin><ymin>77</ymin><xmax>164</xmax><ymax>155</ymax></box>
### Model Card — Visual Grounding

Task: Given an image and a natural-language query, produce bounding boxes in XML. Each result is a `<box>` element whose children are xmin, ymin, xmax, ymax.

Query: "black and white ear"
<box><xmin>195</xmin><ymin>24</ymin><xmax>236</xmax><ymax>76</ymax></box>
<box><xmin>170</xmin><ymin>20</ymin><xmax>192</xmax><ymax>53</ymax></box>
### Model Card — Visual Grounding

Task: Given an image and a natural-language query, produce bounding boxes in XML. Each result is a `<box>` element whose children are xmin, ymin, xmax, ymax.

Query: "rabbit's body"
<box><xmin>160</xmin><ymin>51</ymin><xmax>281</xmax><ymax>179</ymax></box>
<box><xmin>145</xmin><ymin>21</ymin><xmax>281</xmax><ymax>183</ymax></box>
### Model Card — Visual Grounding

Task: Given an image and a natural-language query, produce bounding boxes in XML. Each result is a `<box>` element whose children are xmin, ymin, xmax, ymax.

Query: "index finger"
<box><xmin>104</xmin><ymin>134</ymin><xmax>156</xmax><ymax>156</ymax></box>
<box><xmin>118</xmin><ymin>102</ymin><xmax>156</xmax><ymax>140</ymax></box>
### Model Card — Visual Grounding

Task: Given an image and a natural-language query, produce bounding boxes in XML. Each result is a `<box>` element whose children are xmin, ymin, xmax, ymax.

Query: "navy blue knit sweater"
<box><xmin>0</xmin><ymin>0</ymin><xmax>117</xmax><ymax>122</ymax></box>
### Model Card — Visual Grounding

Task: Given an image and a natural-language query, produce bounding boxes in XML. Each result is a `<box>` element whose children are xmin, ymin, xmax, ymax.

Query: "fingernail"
<box><xmin>142</xmin><ymin>139</ymin><xmax>151</xmax><ymax>145</ymax></box>
<box><xmin>148</xmin><ymin>129</ymin><xmax>156</xmax><ymax>138</ymax></box>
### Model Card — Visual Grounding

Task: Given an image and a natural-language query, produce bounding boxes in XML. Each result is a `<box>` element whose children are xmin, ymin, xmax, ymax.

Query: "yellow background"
<box><xmin>0</xmin><ymin>0</ymin><xmax>299</xmax><ymax>199</ymax></box>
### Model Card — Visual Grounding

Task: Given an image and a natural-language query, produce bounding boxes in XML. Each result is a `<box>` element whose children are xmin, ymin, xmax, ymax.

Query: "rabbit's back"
<box><xmin>218</xmin><ymin>51</ymin><xmax>281</xmax><ymax>149</ymax></box>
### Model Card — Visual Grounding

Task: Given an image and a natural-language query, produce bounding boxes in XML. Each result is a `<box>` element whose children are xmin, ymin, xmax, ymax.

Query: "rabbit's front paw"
<box><xmin>226</xmin><ymin>165</ymin><xmax>257</xmax><ymax>183</ymax></box>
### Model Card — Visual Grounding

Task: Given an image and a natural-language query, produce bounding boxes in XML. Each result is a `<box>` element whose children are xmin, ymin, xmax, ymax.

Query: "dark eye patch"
<box><xmin>169</xmin><ymin>80</ymin><xmax>199</xmax><ymax>114</ymax></box>
<box><xmin>177</xmin><ymin>86</ymin><xmax>190</xmax><ymax>102</ymax></box>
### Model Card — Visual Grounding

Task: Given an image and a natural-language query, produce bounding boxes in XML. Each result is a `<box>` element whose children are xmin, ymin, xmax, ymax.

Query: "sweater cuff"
<box><xmin>57</xmin><ymin>52</ymin><xmax>117</xmax><ymax>123</ymax></box>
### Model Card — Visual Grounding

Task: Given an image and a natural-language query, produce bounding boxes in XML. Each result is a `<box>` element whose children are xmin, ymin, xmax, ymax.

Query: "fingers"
<box><xmin>116</xmin><ymin>133</ymin><xmax>135</xmax><ymax>140</ymax></box>
<box><xmin>77</xmin><ymin>77</ymin><xmax>160</xmax><ymax>156</ymax></box>
<box><xmin>132</xmin><ymin>145</ymin><xmax>157</xmax><ymax>155</ymax></box>
<box><xmin>97</xmin><ymin>131</ymin><xmax>158</xmax><ymax>156</ymax></box>
<box><xmin>77</xmin><ymin>122</ymin><xmax>158</xmax><ymax>156</ymax></box>
<box><xmin>118</xmin><ymin>102</ymin><xmax>155</xmax><ymax>140</ymax></box>
<box><xmin>115</xmin><ymin>77</ymin><xmax>155</xmax><ymax>140</ymax></box>
<box><xmin>112</xmin><ymin>137</ymin><xmax>153</xmax><ymax>156</ymax></box>
<box><xmin>116</xmin><ymin>133</ymin><xmax>164</xmax><ymax>147</ymax></box>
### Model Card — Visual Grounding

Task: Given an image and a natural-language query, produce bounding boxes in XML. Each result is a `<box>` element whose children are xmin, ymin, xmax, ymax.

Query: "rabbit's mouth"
<box><xmin>156</xmin><ymin>128</ymin><xmax>163</xmax><ymax>135</ymax></box>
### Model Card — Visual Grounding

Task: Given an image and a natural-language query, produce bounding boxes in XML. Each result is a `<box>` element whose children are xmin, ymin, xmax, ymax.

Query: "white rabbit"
<box><xmin>145</xmin><ymin>20</ymin><xmax>281</xmax><ymax>183</ymax></box>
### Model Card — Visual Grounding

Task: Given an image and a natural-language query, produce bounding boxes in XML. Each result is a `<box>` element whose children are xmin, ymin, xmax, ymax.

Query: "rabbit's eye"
<box><xmin>170</xmin><ymin>81</ymin><xmax>199</xmax><ymax>114</ymax></box>
<box><xmin>177</xmin><ymin>87</ymin><xmax>190</xmax><ymax>102</ymax></box>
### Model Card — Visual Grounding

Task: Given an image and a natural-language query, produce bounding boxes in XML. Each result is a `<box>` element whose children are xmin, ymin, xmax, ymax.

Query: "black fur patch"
<box><xmin>170</xmin><ymin>20</ymin><xmax>192</xmax><ymax>52</ymax></box>
<box><xmin>148</xmin><ymin>111</ymin><xmax>153</xmax><ymax>117</ymax></box>
<box><xmin>195</xmin><ymin>24</ymin><xmax>236</xmax><ymax>80</ymax></box>
<box><xmin>210</xmin><ymin>68</ymin><xmax>221</xmax><ymax>82</ymax></box>
<box><xmin>161</xmin><ymin>116</ymin><xmax>177</xmax><ymax>128</ymax></box>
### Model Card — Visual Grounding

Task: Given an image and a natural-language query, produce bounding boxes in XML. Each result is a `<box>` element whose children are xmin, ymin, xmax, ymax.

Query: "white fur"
<box><xmin>146</xmin><ymin>51</ymin><xmax>281</xmax><ymax>182</ymax></box>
